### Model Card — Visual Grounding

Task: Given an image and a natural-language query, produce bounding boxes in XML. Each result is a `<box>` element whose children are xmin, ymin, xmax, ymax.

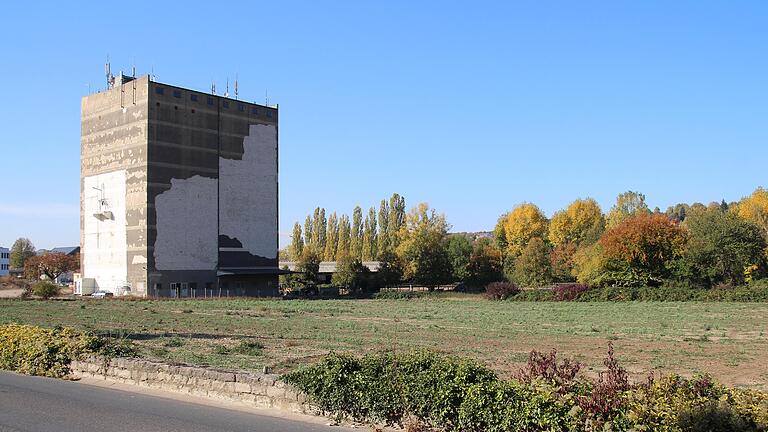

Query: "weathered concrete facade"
<box><xmin>81</xmin><ymin>75</ymin><xmax>279</xmax><ymax>297</ymax></box>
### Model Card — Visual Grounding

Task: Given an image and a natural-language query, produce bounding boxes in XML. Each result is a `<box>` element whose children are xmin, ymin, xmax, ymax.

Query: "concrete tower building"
<box><xmin>80</xmin><ymin>74</ymin><xmax>279</xmax><ymax>297</ymax></box>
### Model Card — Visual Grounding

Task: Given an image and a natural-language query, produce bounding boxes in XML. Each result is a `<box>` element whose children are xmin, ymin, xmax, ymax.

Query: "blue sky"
<box><xmin>1</xmin><ymin>1</ymin><xmax>766</xmax><ymax>249</ymax></box>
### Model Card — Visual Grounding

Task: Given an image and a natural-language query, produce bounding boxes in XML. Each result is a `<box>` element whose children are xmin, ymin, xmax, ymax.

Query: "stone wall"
<box><xmin>70</xmin><ymin>357</ymin><xmax>308</xmax><ymax>414</ymax></box>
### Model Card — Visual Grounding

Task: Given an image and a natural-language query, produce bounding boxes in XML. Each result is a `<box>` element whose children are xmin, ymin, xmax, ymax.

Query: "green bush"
<box><xmin>508</xmin><ymin>282</ymin><xmax>768</xmax><ymax>302</ymax></box>
<box><xmin>372</xmin><ymin>290</ymin><xmax>428</xmax><ymax>300</ymax></box>
<box><xmin>283</xmin><ymin>351</ymin><xmax>497</xmax><ymax>427</ymax></box>
<box><xmin>0</xmin><ymin>324</ymin><xmax>135</xmax><ymax>378</ymax></box>
<box><xmin>32</xmin><ymin>281</ymin><xmax>59</xmax><ymax>299</ymax></box>
<box><xmin>283</xmin><ymin>350</ymin><xmax>768</xmax><ymax>431</ymax></box>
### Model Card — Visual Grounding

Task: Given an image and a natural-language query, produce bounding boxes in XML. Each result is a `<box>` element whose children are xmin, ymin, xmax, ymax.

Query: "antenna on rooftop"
<box><xmin>211</xmin><ymin>81</ymin><xmax>216</xmax><ymax>95</ymax></box>
<box><xmin>105</xmin><ymin>57</ymin><xmax>115</xmax><ymax>90</ymax></box>
<box><xmin>265</xmin><ymin>89</ymin><xmax>269</xmax><ymax>106</ymax></box>
<box><xmin>235</xmin><ymin>74</ymin><xmax>239</xmax><ymax>100</ymax></box>
<box><xmin>225</xmin><ymin>78</ymin><xmax>230</xmax><ymax>98</ymax></box>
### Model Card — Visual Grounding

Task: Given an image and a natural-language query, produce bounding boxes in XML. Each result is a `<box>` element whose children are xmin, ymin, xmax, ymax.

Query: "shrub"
<box><xmin>552</xmin><ymin>283</ymin><xmax>591</xmax><ymax>301</ymax></box>
<box><xmin>31</xmin><ymin>281</ymin><xmax>59</xmax><ymax>299</ymax></box>
<box><xmin>518</xmin><ymin>349</ymin><xmax>581</xmax><ymax>393</ymax></box>
<box><xmin>484</xmin><ymin>282</ymin><xmax>519</xmax><ymax>300</ymax></box>
<box><xmin>0</xmin><ymin>324</ymin><xmax>135</xmax><ymax>378</ymax></box>
<box><xmin>283</xmin><ymin>351</ymin><xmax>497</xmax><ymax>427</ymax></box>
<box><xmin>284</xmin><ymin>348</ymin><xmax>768</xmax><ymax>431</ymax></box>
<box><xmin>373</xmin><ymin>290</ymin><xmax>427</xmax><ymax>300</ymax></box>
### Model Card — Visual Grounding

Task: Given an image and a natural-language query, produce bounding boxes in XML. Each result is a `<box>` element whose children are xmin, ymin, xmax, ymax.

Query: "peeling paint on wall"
<box><xmin>219</xmin><ymin>124</ymin><xmax>278</xmax><ymax>261</ymax></box>
<box><xmin>154</xmin><ymin>175</ymin><xmax>218</xmax><ymax>270</ymax></box>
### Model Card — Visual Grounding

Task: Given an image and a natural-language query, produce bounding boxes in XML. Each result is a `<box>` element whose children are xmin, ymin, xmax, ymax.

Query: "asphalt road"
<box><xmin>0</xmin><ymin>371</ymin><xmax>353</xmax><ymax>432</ymax></box>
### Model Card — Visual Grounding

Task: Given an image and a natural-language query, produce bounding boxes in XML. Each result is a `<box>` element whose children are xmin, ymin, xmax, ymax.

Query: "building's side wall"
<box><xmin>80</xmin><ymin>77</ymin><xmax>150</xmax><ymax>295</ymax></box>
<box><xmin>0</xmin><ymin>247</ymin><xmax>9</xmax><ymax>276</ymax></box>
<box><xmin>147</xmin><ymin>83</ymin><xmax>278</xmax><ymax>296</ymax></box>
<box><xmin>82</xmin><ymin>170</ymin><xmax>127</xmax><ymax>291</ymax></box>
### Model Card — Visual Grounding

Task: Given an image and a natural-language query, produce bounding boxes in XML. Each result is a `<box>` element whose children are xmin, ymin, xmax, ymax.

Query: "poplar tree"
<box><xmin>377</xmin><ymin>199</ymin><xmax>390</xmax><ymax>258</ymax></box>
<box><xmin>337</xmin><ymin>214</ymin><xmax>351</xmax><ymax>258</ymax></box>
<box><xmin>324</xmin><ymin>212</ymin><xmax>339</xmax><ymax>261</ymax></box>
<box><xmin>362</xmin><ymin>208</ymin><xmax>377</xmax><ymax>260</ymax></box>
<box><xmin>351</xmin><ymin>206</ymin><xmax>363</xmax><ymax>260</ymax></box>
<box><xmin>304</xmin><ymin>215</ymin><xmax>313</xmax><ymax>250</ymax></box>
<box><xmin>317</xmin><ymin>208</ymin><xmax>327</xmax><ymax>252</ymax></box>
<box><xmin>290</xmin><ymin>222</ymin><xmax>304</xmax><ymax>260</ymax></box>
<box><xmin>388</xmin><ymin>193</ymin><xmax>406</xmax><ymax>250</ymax></box>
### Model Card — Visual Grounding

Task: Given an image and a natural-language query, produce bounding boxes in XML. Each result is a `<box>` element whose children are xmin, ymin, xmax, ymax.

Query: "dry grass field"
<box><xmin>1</xmin><ymin>295</ymin><xmax>766</xmax><ymax>389</ymax></box>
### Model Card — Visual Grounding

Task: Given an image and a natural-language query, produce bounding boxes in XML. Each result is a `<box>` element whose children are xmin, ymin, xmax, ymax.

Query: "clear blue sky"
<box><xmin>1</xmin><ymin>1</ymin><xmax>766</xmax><ymax>250</ymax></box>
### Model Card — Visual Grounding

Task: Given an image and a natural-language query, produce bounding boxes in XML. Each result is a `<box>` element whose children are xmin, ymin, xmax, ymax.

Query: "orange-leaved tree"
<box><xmin>599</xmin><ymin>213</ymin><xmax>687</xmax><ymax>286</ymax></box>
<box><xmin>23</xmin><ymin>252</ymin><xmax>78</xmax><ymax>282</ymax></box>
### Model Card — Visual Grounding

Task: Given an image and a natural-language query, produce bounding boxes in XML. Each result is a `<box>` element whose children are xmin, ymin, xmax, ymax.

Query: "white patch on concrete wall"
<box><xmin>219</xmin><ymin>124</ymin><xmax>278</xmax><ymax>260</ymax></box>
<box><xmin>154</xmin><ymin>176</ymin><xmax>218</xmax><ymax>270</ymax></box>
<box><xmin>83</xmin><ymin>170</ymin><xmax>128</xmax><ymax>293</ymax></box>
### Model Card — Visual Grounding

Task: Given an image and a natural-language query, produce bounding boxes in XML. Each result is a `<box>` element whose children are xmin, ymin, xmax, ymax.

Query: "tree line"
<box><xmin>494</xmin><ymin>188</ymin><xmax>768</xmax><ymax>288</ymax></box>
<box><xmin>288</xmin><ymin>193</ymin><xmax>407</xmax><ymax>262</ymax></box>
<box><xmin>286</xmin><ymin>187</ymin><xmax>768</xmax><ymax>291</ymax></box>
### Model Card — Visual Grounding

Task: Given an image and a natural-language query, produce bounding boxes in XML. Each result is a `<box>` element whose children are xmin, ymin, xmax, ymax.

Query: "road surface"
<box><xmin>0</xmin><ymin>371</ymin><xmax>354</xmax><ymax>432</ymax></box>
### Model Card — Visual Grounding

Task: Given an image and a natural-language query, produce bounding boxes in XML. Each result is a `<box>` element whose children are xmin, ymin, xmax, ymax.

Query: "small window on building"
<box><xmin>173</xmin><ymin>90</ymin><xmax>182</xmax><ymax>98</ymax></box>
<box><xmin>237</xmin><ymin>104</ymin><xmax>245</xmax><ymax>112</ymax></box>
<box><xmin>190</xmin><ymin>94</ymin><xmax>198</xmax><ymax>102</ymax></box>
<box><xmin>251</xmin><ymin>107</ymin><xmax>258</xmax><ymax>115</ymax></box>
<box><xmin>155</xmin><ymin>87</ymin><xmax>164</xmax><ymax>95</ymax></box>
<box><xmin>266</xmin><ymin>110</ymin><xmax>273</xmax><ymax>118</ymax></box>
<box><xmin>222</xmin><ymin>101</ymin><xmax>229</xmax><ymax>108</ymax></box>
<box><xmin>207</xmin><ymin>97</ymin><xmax>214</xmax><ymax>106</ymax></box>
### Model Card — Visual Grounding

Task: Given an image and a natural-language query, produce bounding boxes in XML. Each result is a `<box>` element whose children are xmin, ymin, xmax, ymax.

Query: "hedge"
<box><xmin>283</xmin><ymin>350</ymin><xmax>768</xmax><ymax>431</ymax></box>
<box><xmin>0</xmin><ymin>324</ymin><xmax>134</xmax><ymax>378</ymax></box>
<box><xmin>510</xmin><ymin>281</ymin><xmax>768</xmax><ymax>302</ymax></box>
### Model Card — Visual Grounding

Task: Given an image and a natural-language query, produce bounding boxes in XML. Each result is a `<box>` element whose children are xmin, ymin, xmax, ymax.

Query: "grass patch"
<box><xmin>0</xmin><ymin>297</ymin><xmax>766</xmax><ymax>388</ymax></box>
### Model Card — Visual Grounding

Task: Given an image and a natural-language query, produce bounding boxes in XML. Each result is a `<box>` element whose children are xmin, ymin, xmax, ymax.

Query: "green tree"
<box><xmin>290</xmin><ymin>223</ymin><xmax>303</xmax><ymax>260</ymax></box>
<box><xmin>512</xmin><ymin>238</ymin><xmax>553</xmax><ymax>288</ymax></box>
<box><xmin>332</xmin><ymin>252</ymin><xmax>371</xmax><ymax>292</ymax></box>
<box><xmin>466</xmin><ymin>238</ymin><xmax>504</xmax><ymax>287</ymax></box>
<box><xmin>493</xmin><ymin>215</ymin><xmax>508</xmax><ymax>254</ymax></box>
<box><xmin>324</xmin><ymin>212</ymin><xmax>339</xmax><ymax>261</ymax></box>
<box><xmin>10</xmin><ymin>238</ymin><xmax>35</xmax><ymax>269</ymax></box>
<box><xmin>304</xmin><ymin>215</ymin><xmax>313</xmax><ymax>250</ymax></box>
<box><xmin>682</xmin><ymin>208</ymin><xmax>767</xmax><ymax>286</ymax></box>
<box><xmin>387</xmin><ymin>193</ymin><xmax>406</xmax><ymax>251</ymax></box>
<box><xmin>362</xmin><ymin>208</ymin><xmax>377</xmax><ymax>260</ymax></box>
<box><xmin>665</xmin><ymin>203</ymin><xmax>690</xmax><ymax>223</ymax></box>
<box><xmin>296</xmin><ymin>247</ymin><xmax>322</xmax><ymax>294</ymax></box>
<box><xmin>446</xmin><ymin>235</ymin><xmax>472</xmax><ymax>282</ymax></box>
<box><xmin>375</xmin><ymin>249</ymin><xmax>404</xmax><ymax>288</ymax></box>
<box><xmin>396</xmin><ymin>203</ymin><xmax>452</xmax><ymax>289</ymax></box>
<box><xmin>377</xmin><ymin>199</ymin><xmax>390</xmax><ymax>257</ymax></box>
<box><xmin>351</xmin><ymin>206</ymin><xmax>363</xmax><ymax>260</ymax></box>
<box><xmin>606</xmin><ymin>191</ymin><xmax>650</xmax><ymax>228</ymax></box>
<box><xmin>313</xmin><ymin>208</ymin><xmax>327</xmax><ymax>253</ymax></box>
<box><xmin>337</xmin><ymin>215</ymin><xmax>351</xmax><ymax>258</ymax></box>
